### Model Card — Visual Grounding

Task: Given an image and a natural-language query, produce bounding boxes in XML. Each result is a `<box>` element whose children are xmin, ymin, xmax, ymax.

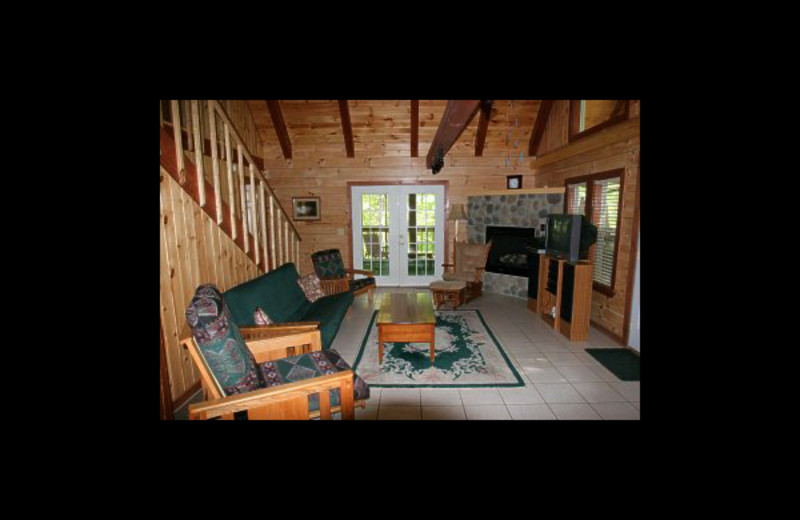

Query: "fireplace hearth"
<box><xmin>485</xmin><ymin>226</ymin><xmax>544</xmax><ymax>277</ymax></box>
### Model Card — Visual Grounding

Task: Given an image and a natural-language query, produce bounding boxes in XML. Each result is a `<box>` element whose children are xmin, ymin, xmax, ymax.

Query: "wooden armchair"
<box><xmin>311</xmin><ymin>249</ymin><xmax>376</xmax><ymax>301</ymax></box>
<box><xmin>441</xmin><ymin>241</ymin><xmax>492</xmax><ymax>303</ymax></box>
<box><xmin>182</xmin><ymin>324</ymin><xmax>367</xmax><ymax>420</ymax></box>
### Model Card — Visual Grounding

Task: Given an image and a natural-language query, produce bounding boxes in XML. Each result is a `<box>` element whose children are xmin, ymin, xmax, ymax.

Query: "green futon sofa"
<box><xmin>223</xmin><ymin>263</ymin><xmax>353</xmax><ymax>350</ymax></box>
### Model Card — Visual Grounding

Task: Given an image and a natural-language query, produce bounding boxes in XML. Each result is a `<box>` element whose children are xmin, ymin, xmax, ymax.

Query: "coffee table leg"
<box><xmin>430</xmin><ymin>325</ymin><xmax>435</xmax><ymax>364</ymax></box>
<box><xmin>378</xmin><ymin>327</ymin><xmax>384</xmax><ymax>363</ymax></box>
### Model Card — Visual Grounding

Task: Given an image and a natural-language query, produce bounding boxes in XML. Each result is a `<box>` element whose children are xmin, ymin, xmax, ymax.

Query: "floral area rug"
<box><xmin>352</xmin><ymin>309</ymin><xmax>524</xmax><ymax>388</ymax></box>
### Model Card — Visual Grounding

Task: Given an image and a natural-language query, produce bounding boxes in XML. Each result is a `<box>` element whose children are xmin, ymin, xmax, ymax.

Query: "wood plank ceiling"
<box><xmin>246</xmin><ymin>100</ymin><xmax>542</xmax><ymax>161</ymax></box>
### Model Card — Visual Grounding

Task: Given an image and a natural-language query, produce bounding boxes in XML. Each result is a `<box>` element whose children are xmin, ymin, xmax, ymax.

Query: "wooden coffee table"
<box><xmin>377</xmin><ymin>292</ymin><xmax>436</xmax><ymax>364</ymax></box>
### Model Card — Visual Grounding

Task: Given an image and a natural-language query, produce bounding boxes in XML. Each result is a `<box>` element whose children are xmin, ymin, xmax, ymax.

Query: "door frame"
<box><xmin>347</xmin><ymin>180</ymin><xmax>449</xmax><ymax>285</ymax></box>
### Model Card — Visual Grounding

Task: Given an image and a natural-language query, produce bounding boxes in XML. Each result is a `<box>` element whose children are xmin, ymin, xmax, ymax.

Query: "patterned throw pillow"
<box><xmin>185</xmin><ymin>284</ymin><xmax>262</xmax><ymax>396</ymax></box>
<box><xmin>254</xmin><ymin>307</ymin><xmax>273</xmax><ymax>325</ymax></box>
<box><xmin>297</xmin><ymin>273</ymin><xmax>325</xmax><ymax>302</ymax></box>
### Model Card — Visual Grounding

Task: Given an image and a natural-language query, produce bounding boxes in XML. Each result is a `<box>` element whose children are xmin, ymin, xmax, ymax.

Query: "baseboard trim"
<box><xmin>589</xmin><ymin>320</ymin><xmax>625</xmax><ymax>346</ymax></box>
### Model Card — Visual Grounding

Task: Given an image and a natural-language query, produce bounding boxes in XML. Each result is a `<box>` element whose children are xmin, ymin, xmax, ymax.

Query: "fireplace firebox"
<box><xmin>485</xmin><ymin>226</ymin><xmax>544</xmax><ymax>277</ymax></box>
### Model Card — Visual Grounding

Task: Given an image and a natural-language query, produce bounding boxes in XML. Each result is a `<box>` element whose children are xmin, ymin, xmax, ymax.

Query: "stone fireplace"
<box><xmin>467</xmin><ymin>192</ymin><xmax>563</xmax><ymax>299</ymax></box>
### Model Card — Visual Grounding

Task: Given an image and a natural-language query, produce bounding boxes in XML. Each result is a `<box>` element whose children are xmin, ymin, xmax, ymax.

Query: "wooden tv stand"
<box><xmin>531</xmin><ymin>253</ymin><xmax>593</xmax><ymax>342</ymax></box>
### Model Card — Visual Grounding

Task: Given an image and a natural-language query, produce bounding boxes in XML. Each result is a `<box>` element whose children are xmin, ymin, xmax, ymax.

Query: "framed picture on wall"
<box><xmin>292</xmin><ymin>197</ymin><xmax>321</xmax><ymax>221</ymax></box>
<box><xmin>507</xmin><ymin>175</ymin><xmax>522</xmax><ymax>190</ymax></box>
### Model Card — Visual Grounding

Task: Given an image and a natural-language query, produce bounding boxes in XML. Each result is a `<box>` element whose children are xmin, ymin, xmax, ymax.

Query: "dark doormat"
<box><xmin>585</xmin><ymin>348</ymin><xmax>640</xmax><ymax>381</ymax></box>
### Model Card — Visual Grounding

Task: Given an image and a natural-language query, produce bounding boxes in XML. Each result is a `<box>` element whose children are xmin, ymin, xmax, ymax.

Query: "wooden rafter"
<box><xmin>265</xmin><ymin>100</ymin><xmax>292</xmax><ymax>159</ymax></box>
<box><xmin>338</xmin><ymin>100</ymin><xmax>355</xmax><ymax>158</ymax></box>
<box><xmin>528</xmin><ymin>99</ymin><xmax>554</xmax><ymax>156</ymax></box>
<box><xmin>474</xmin><ymin>100</ymin><xmax>493</xmax><ymax>156</ymax></box>
<box><xmin>410</xmin><ymin>100</ymin><xmax>419</xmax><ymax>157</ymax></box>
<box><xmin>426</xmin><ymin>100</ymin><xmax>482</xmax><ymax>171</ymax></box>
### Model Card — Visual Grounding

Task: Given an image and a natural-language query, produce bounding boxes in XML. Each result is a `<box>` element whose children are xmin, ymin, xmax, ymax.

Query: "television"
<box><xmin>545</xmin><ymin>214</ymin><xmax>598</xmax><ymax>263</ymax></box>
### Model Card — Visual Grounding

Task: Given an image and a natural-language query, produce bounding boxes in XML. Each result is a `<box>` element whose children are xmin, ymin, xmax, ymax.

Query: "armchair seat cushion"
<box><xmin>258</xmin><ymin>349</ymin><xmax>369</xmax><ymax>412</ymax></box>
<box><xmin>351</xmin><ymin>277</ymin><xmax>376</xmax><ymax>292</ymax></box>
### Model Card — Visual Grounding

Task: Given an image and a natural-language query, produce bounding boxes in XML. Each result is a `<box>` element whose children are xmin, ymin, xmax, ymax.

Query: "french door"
<box><xmin>351</xmin><ymin>185</ymin><xmax>445</xmax><ymax>286</ymax></box>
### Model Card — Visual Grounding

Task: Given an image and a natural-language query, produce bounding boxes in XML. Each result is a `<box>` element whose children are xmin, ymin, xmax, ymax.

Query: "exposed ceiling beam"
<box><xmin>474</xmin><ymin>100</ymin><xmax>493</xmax><ymax>157</ymax></box>
<box><xmin>410</xmin><ymin>100</ymin><xmax>419</xmax><ymax>157</ymax></box>
<box><xmin>265</xmin><ymin>100</ymin><xmax>292</xmax><ymax>159</ymax></box>
<box><xmin>338</xmin><ymin>100</ymin><xmax>355</xmax><ymax>158</ymax></box>
<box><xmin>528</xmin><ymin>99</ymin><xmax>554</xmax><ymax>157</ymax></box>
<box><xmin>426</xmin><ymin>100</ymin><xmax>482</xmax><ymax>172</ymax></box>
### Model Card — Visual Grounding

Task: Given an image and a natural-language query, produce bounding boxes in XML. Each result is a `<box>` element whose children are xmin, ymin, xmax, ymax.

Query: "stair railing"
<box><xmin>160</xmin><ymin>100</ymin><xmax>300</xmax><ymax>272</ymax></box>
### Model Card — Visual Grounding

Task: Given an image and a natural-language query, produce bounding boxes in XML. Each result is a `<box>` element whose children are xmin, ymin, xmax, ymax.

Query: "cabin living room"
<box><xmin>159</xmin><ymin>99</ymin><xmax>641</xmax><ymax>421</ymax></box>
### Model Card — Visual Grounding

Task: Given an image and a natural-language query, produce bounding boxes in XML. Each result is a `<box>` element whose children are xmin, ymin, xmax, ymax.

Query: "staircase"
<box><xmin>159</xmin><ymin>100</ymin><xmax>301</xmax><ymax>415</ymax></box>
<box><xmin>160</xmin><ymin>100</ymin><xmax>300</xmax><ymax>272</ymax></box>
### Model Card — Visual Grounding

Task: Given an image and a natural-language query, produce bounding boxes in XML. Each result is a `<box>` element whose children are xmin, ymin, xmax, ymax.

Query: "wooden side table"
<box><xmin>429</xmin><ymin>280</ymin><xmax>467</xmax><ymax>309</ymax></box>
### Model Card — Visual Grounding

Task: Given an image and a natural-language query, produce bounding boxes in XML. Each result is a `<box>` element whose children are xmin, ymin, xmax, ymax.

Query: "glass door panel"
<box><xmin>398</xmin><ymin>186</ymin><xmax>444</xmax><ymax>286</ymax></box>
<box><xmin>351</xmin><ymin>185</ymin><xmax>444</xmax><ymax>286</ymax></box>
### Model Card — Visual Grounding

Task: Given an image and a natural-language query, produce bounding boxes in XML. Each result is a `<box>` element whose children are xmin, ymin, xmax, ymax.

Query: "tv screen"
<box><xmin>546</xmin><ymin>214</ymin><xmax>597</xmax><ymax>262</ymax></box>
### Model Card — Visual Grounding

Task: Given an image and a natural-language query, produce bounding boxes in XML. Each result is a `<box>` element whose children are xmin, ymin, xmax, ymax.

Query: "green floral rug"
<box><xmin>352</xmin><ymin>309</ymin><xmax>525</xmax><ymax>388</ymax></box>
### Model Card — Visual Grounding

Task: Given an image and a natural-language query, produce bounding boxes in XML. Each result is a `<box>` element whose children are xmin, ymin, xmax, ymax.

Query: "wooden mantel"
<box><xmin>466</xmin><ymin>187</ymin><xmax>565</xmax><ymax>197</ymax></box>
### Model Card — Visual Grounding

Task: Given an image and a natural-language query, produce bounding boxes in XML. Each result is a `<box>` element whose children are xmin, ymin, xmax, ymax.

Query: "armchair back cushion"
<box><xmin>311</xmin><ymin>249</ymin><xmax>347</xmax><ymax>280</ymax></box>
<box><xmin>223</xmin><ymin>263</ymin><xmax>311</xmax><ymax>325</ymax></box>
<box><xmin>185</xmin><ymin>284</ymin><xmax>262</xmax><ymax>396</ymax></box>
<box><xmin>450</xmin><ymin>242</ymin><xmax>491</xmax><ymax>281</ymax></box>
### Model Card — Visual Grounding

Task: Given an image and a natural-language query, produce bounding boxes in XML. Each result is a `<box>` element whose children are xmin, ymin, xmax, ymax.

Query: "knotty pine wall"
<box><xmin>531</xmin><ymin>100</ymin><xmax>640</xmax><ymax>342</ymax></box>
<box><xmin>160</xmin><ymin>166</ymin><xmax>261</xmax><ymax>403</ymax></box>
<box><xmin>255</xmin><ymin>100</ymin><xmax>541</xmax><ymax>276</ymax></box>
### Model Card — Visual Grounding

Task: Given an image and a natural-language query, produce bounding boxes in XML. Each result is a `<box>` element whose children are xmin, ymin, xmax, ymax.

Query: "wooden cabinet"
<box><xmin>530</xmin><ymin>253</ymin><xmax>593</xmax><ymax>341</ymax></box>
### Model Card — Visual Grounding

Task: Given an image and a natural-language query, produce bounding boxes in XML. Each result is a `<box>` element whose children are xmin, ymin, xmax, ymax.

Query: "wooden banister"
<box><xmin>162</xmin><ymin>100</ymin><xmax>302</xmax><ymax>276</ymax></box>
<box><xmin>207</xmin><ymin>101</ymin><xmax>301</xmax><ymax>242</ymax></box>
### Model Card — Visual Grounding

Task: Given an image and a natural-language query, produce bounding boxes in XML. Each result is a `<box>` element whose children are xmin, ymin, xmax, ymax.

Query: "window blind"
<box><xmin>566</xmin><ymin>182</ymin><xmax>587</xmax><ymax>215</ymax></box>
<box><xmin>591</xmin><ymin>177</ymin><xmax>621</xmax><ymax>288</ymax></box>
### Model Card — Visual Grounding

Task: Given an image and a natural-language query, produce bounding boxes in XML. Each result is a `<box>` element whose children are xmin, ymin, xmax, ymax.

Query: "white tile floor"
<box><xmin>331</xmin><ymin>287</ymin><xmax>640</xmax><ymax>420</ymax></box>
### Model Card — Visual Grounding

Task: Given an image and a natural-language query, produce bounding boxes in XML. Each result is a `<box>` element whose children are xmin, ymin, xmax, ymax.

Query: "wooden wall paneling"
<box><xmin>411</xmin><ymin>100</ymin><xmax>419</xmax><ymax>157</ymax></box>
<box><xmin>160</xmin><ymin>184</ymin><xmax>188</xmax><ymax>398</ymax></box>
<box><xmin>215</xmin><ymin>216</ymin><xmax>229</xmax><ymax>290</ymax></box>
<box><xmin>159</xmin><ymin>319</ymin><xmax>174</xmax><ymax>419</ymax></box>
<box><xmin>164</xmin><ymin>177</ymin><xmax>195</xmax><ymax>383</ymax></box>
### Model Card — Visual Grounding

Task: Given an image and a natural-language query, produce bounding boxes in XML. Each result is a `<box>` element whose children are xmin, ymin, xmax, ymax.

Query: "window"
<box><xmin>565</xmin><ymin>169</ymin><xmax>625</xmax><ymax>296</ymax></box>
<box><xmin>569</xmin><ymin>100</ymin><xmax>629</xmax><ymax>142</ymax></box>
